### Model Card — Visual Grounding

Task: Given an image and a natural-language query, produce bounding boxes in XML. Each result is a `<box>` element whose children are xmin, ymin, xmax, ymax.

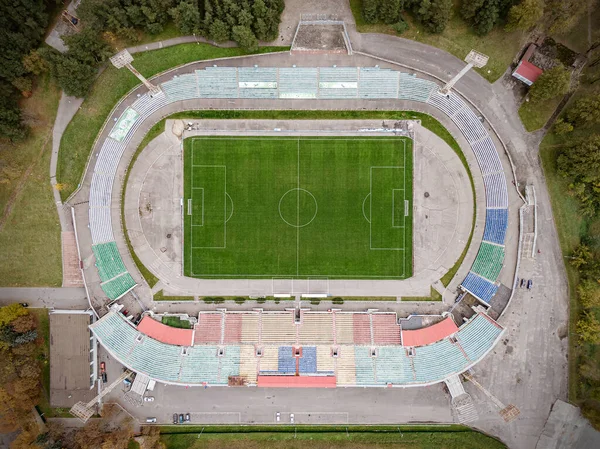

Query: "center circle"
<box><xmin>278</xmin><ymin>188</ymin><xmax>318</xmax><ymax>228</ymax></box>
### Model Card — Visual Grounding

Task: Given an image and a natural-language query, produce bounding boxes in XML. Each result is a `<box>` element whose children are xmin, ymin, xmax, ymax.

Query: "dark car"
<box><xmin>527</xmin><ymin>279</ymin><xmax>533</xmax><ymax>290</ymax></box>
<box><xmin>185</xmin><ymin>413</ymin><xmax>190</xmax><ymax>422</ymax></box>
<box><xmin>173</xmin><ymin>413</ymin><xmax>178</xmax><ymax>424</ymax></box>
<box><xmin>520</xmin><ymin>279</ymin><xmax>526</xmax><ymax>288</ymax></box>
<box><xmin>179</xmin><ymin>414</ymin><xmax>184</xmax><ymax>424</ymax></box>
<box><xmin>20</xmin><ymin>303</ymin><xmax>28</xmax><ymax>307</ymax></box>
<box><xmin>101</xmin><ymin>372</ymin><xmax>107</xmax><ymax>383</ymax></box>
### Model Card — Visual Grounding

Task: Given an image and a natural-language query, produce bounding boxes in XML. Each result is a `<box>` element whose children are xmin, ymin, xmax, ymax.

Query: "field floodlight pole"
<box><xmin>440</xmin><ymin>50</ymin><xmax>488</xmax><ymax>95</ymax></box>
<box><xmin>110</xmin><ymin>49</ymin><xmax>161</xmax><ymax>95</ymax></box>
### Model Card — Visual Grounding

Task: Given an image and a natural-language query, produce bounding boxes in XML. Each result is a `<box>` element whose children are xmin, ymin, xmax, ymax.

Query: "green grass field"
<box><xmin>183</xmin><ymin>137</ymin><xmax>413</xmax><ymax>279</ymax></box>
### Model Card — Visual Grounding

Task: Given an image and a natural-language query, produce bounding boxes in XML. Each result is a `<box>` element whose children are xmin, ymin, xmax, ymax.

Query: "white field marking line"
<box><xmin>391</xmin><ymin>189</ymin><xmax>405</xmax><ymax>228</ymax></box>
<box><xmin>403</xmin><ymin>138</ymin><xmax>407</xmax><ymax>277</ymax></box>
<box><xmin>225</xmin><ymin>193</ymin><xmax>234</xmax><ymax>223</ymax></box>
<box><xmin>191</xmin><ymin>164</ymin><xmax>227</xmax><ymax>249</ymax></box>
<box><xmin>278</xmin><ymin>189</ymin><xmax>318</xmax><ymax>228</ymax></box>
<box><xmin>190</xmin><ymin>137</ymin><xmax>405</xmax><ymax>142</ymax></box>
<box><xmin>180</xmin><ymin>273</ymin><xmax>409</xmax><ymax>278</ymax></box>
<box><xmin>362</xmin><ymin>193</ymin><xmax>371</xmax><ymax>223</ymax></box>
<box><xmin>190</xmin><ymin>140</ymin><xmax>194</xmax><ymax>275</ymax></box>
<box><xmin>187</xmin><ymin>198</ymin><xmax>192</xmax><ymax>216</ymax></box>
<box><xmin>369</xmin><ymin>166</ymin><xmax>404</xmax><ymax>251</ymax></box>
<box><xmin>189</xmin><ymin>188</ymin><xmax>204</xmax><ymax>225</ymax></box>
<box><xmin>297</xmin><ymin>138</ymin><xmax>300</xmax><ymax>276</ymax></box>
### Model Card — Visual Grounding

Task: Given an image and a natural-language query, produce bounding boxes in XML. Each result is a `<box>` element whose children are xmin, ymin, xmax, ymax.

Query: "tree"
<box><xmin>0</xmin><ymin>82</ymin><xmax>27</xmax><ymax>141</ymax></box>
<box><xmin>529</xmin><ymin>64</ymin><xmax>571</xmax><ymax>101</ymax></box>
<box><xmin>505</xmin><ymin>0</ymin><xmax>544</xmax><ymax>31</ymax></box>
<box><xmin>553</xmin><ymin>118</ymin><xmax>574</xmax><ymax>135</ymax></box>
<box><xmin>409</xmin><ymin>0</ymin><xmax>453</xmax><ymax>34</ymax></box>
<box><xmin>232</xmin><ymin>25</ymin><xmax>258</xmax><ymax>51</ymax></box>
<box><xmin>363</xmin><ymin>0</ymin><xmax>379</xmax><ymax>23</ymax></box>
<box><xmin>0</xmin><ymin>304</ymin><xmax>28</xmax><ymax>327</ymax></box>
<box><xmin>379</xmin><ymin>0</ymin><xmax>402</xmax><ymax>24</ymax></box>
<box><xmin>209</xmin><ymin>18</ymin><xmax>230</xmax><ymax>41</ymax></box>
<box><xmin>170</xmin><ymin>0</ymin><xmax>201</xmax><ymax>35</ymax></box>
<box><xmin>566</xmin><ymin>94</ymin><xmax>600</xmax><ymax>128</ymax></box>
<box><xmin>472</xmin><ymin>0</ymin><xmax>500</xmax><ymax>35</ymax></box>
<box><xmin>570</xmin><ymin>244</ymin><xmax>593</xmax><ymax>269</ymax></box>
<box><xmin>544</xmin><ymin>0</ymin><xmax>587</xmax><ymax>34</ymax></box>
<box><xmin>578</xmin><ymin>278</ymin><xmax>600</xmax><ymax>309</ymax></box>
<box><xmin>577</xmin><ymin>311</ymin><xmax>600</xmax><ymax>343</ymax></box>
<box><xmin>23</xmin><ymin>50</ymin><xmax>49</xmax><ymax>76</ymax></box>
<box><xmin>557</xmin><ymin>135</ymin><xmax>600</xmax><ymax>216</ymax></box>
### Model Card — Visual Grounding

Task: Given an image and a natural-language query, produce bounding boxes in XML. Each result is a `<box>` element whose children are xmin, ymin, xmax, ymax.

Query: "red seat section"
<box><xmin>137</xmin><ymin>316</ymin><xmax>193</xmax><ymax>346</ymax></box>
<box><xmin>401</xmin><ymin>317</ymin><xmax>459</xmax><ymax>347</ymax></box>
<box><xmin>352</xmin><ymin>314</ymin><xmax>371</xmax><ymax>345</ymax></box>
<box><xmin>223</xmin><ymin>314</ymin><xmax>242</xmax><ymax>343</ymax></box>
<box><xmin>194</xmin><ymin>314</ymin><xmax>222</xmax><ymax>344</ymax></box>
<box><xmin>372</xmin><ymin>314</ymin><xmax>401</xmax><ymax>345</ymax></box>
<box><xmin>257</xmin><ymin>375</ymin><xmax>336</xmax><ymax>388</ymax></box>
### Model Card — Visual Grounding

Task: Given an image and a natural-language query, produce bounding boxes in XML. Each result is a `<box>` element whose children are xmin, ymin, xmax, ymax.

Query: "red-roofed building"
<box><xmin>401</xmin><ymin>317</ymin><xmax>459</xmax><ymax>347</ymax></box>
<box><xmin>137</xmin><ymin>316</ymin><xmax>194</xmax><ymax>346</ymax></box>
<box><xmin>512</xmin><ymin>43</ymin><xmax>544</xmax><ymax>86</ymax></box>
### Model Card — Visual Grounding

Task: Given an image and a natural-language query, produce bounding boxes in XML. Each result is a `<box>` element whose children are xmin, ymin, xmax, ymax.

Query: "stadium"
<box><xmin>66</xmin><ymin>18</ymin><xmax>525</xmax><ymax>430</ymax></box>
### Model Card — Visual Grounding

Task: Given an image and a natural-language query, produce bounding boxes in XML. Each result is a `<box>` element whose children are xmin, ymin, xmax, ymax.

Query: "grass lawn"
<box><xmin>518</xmin><ymin>97</ymin><xmax>562</xmax><ymax>132</ymax></box>
<box><xmin>57</xmin><ymin>43</ymin><xmax>288</xmax><ymax>201</ymax></box>
<box><xmin>159</xmin><ymin>426</ymin><xmax>506</xmax><ymax>449</ymax></box>
<box><xmin>161</xmin><ymin>316</ymin><xmax>192</xmax><ymax>329</ymax></box>
<box><xmin>348</xmin><ymin>0</ymin><xmax>526</xmax><ymax>83</ymax></box>
<box><xmin>184</xmin><ymin>137</ymin><xmax>413</xmax><ymax>279</ymax></box>
<box><xmin>0</xmin><ymin>76</ymin><xmax>62</xmax><ymax>286</ymax></box>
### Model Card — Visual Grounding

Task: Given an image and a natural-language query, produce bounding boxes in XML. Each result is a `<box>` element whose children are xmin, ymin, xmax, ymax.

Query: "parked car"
<box><xmin>179</xmin><ymin>414</ymin><xmax>184</xmax><ymax>424</ymax></box>
<box><xmin>185</xmin><ymin>413</ymin><xmax>190</xmax><ymax>422</ymax></box>
<box><xmin>172</xmin><ymin>413</ymin><xmax>178</xmax><ymax>424</ymax></box>
<box><xmin>143</xmin><ymin>396</ymin><xmax>154</xmax><ymax>402</ymax></box>
<box><xmin>520</xmin><ymin>278</ymin><xmax>526</xmax><ymax>288</ymax></box>
<box><xmin>276</xmin><ymin>412</ymin><xmax>280</xmax><ymax>422</ymax></box>
<box><xmin>20</xmin><ymin>303</ymin><xmax>28</xmax><ymax>308</ymax></box>
<box><xmin>290</xmin><ymin>413</ymin><xmax>294</xmax><ymax>424</ymax></box>
<box><xmin>101</xmin><ymin>372</ymin><xmax>107</xmax><ymax>383</ymax></box>
<box><xmin>145</xmin><ymin>417</ymin><xmax>156</xmax><ymax>423</ymax></box>
<box><xmin>527</xmin><ymin>279</ymin><xmax>533</xmax><ymax>290</ymax></box>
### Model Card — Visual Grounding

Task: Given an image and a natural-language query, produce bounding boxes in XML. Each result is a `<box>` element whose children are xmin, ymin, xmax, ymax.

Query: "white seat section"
<box><xmin>319</xmin><ymin>67</ymin><xmax>358</xmax><ymax>99</ymax></box>
<box><xmin>131</xmin><ymin>91</ymin><xmax>169</xmax><ymax>116</ymax></box>
<box><xmin>161</xmin><ymin>74</ymin><xmax>199</xmax><ymax>102</ymax></box>
<box><xmin>358</xmin><ymin>67</ymin><xmax>399</xmax><ymax>99</ymax></box>
<box><xmin>453</xmin><ymin>108</ymin><xmax>488</xmax><ymax>143</ymax></box>
<box><xmin>197</xmin><ymin>67</ymin><xmax>238</xmax><ymax>98</ymax></box>
<box><xmin>483</xmin><ymin>172</ymin><xmax>509</xmax><ymax>209</ymax></box>
<box><xmin>89</xmin><ymin>207</ymin><xmax>114</xmax><ymax>244</ymax></box>
<box><xmin>279</xmin><ymin>67</ymin><xmax>318</xmax><ymax>98</ymax></box>
<box><xmin>471</xmin><ymin>137</ymin><xmax>503</xmax><ymax>174</ymax></box>
<box><xmin>238</xmin><ymin>67</ymin><xmax>278</xmax><ymax>99</ymax></box>
<box><xmin>94</xmin><ymin>138</ymin><xmax>126</xmax><ymax>175</ymax></box>
<box><xmin>398</xmin><ymin>73</ymin><xmax>436</xmax><ymax>102</ymax></box>
<box><xmin>89</xmin><ymin>173</ymin><xmax>114</xmax><ymax>208</ymax></box>
<box><xmin>427</xmin><ymin>91</ymin><xmax>466</xmax><ymax>117</ymax></box>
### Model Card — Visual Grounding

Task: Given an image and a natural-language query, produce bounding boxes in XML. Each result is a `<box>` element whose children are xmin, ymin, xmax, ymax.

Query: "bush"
<box><xmin>553</xmin><ymin>118</ymin><xmax>574</xmax><ymax>135</ymax></box>
<box><xmin>576</xmin><ymin>311</ymin><xmax>600</xmax><ymax>343</ymax></box>
<box><xmin>392</xmin><ymin>20</ymin><xmax>409</xmax><ymax>34</ymax></box>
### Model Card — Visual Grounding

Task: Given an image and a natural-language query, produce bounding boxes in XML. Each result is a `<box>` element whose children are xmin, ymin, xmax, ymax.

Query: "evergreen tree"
<box><xmin>505</xmin><ymin>0</ymin><xmax>544</xmax><ymax>31</ymax></box>
<box><xmin>232</xmin><ymin>25</ymin><xmax>259</xmax><ymax>51</ymax></box>
<box><xmin>566</xmin><ymin>94</ymin><xmax>600</xmax><ymax>128</ymax></box>
<box><xmin>409</xmin><ymin>0</ymin><xmax>453</xmax><ymax>34</ymax></box>
<box><xmin>362</xmin><ymin>0</ymin><xmax>380</xmax><ymax>23</ymax></box>
<box><xmin>170</xmin><ymin>0</ymin><xmax>201</xmax><ymax>34</ymax></box>
<box><xmin>379</xmin><ymin>0</ymin><xmax>402</xmax><ymax>24</ymax></box>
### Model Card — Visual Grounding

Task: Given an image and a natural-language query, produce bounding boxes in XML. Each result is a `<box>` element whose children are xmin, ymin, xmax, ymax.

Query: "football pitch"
<box><xmin>183</xmin><ymin>137</ymin><xmax>413</xmax><ymax>279</ymax></box>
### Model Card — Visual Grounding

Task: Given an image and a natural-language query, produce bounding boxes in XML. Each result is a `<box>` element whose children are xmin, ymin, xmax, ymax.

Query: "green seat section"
<box><xmin>100</xmin><ymin>272</ymin><xmax>136</xmax><ymax>300</ymax></box>
<box><xmin>92</xmin><ymin>241</ymin><xmax>127</xmax><ymax>282</ymax></box>
<box><xmin>471</xmin><ymin>242</ymin><xmax>505</xmax><ymax>281</ymax></box>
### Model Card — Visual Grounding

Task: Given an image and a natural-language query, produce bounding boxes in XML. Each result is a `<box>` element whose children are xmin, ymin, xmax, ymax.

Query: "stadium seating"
<box><xmin>352</xmin><ymin>314</ymin><xmax>372</xmax><ymax>345</ymax></box>
<box><xmin>471</xmin><ymin>137</ymin><xmax>504</xmax><ymax>175</ymax></box>
<box><xmin>461</xmin><ymin>271</ymin><xmax>498</xmax><ymax>303</ymax></box>
<box><xmin>238</xmin><ymin>67</ymin><xmax>278</xmax><ymax>99</ymax></box>
<box><xmin>89</xmin><ymin>173</ymin><xmax>113</xmax><ymax>208</ymax></box>
<box><xmin>427</xmin><ymin>91</ymin><xmax>466</xmax><ymax>117</ymax></box>
<box><xmin>456</xmin><ymin>314</ymin><xmax>503</xmax><ymax>362</ymax></box>
<box><xmin>354</xmin><ymin>346</ymin><xmax>377</xmax><ymax>385</ymax></box>
<box><xmin>261</xmin><ymin>313</ymin><xmax>296</xmax><ymax>344</ymax></box>
<box><xmin>100</xmin><ymin>272</ymin><xmax>136</xmax><ymax>300</ymax></box>
<box><xmin>319</xmin><ymin>67</ymin><xmax>358</xmax><ymax>99</ymax></box>
<box><xmin>375</xmin><ymin>346</ymin><xmax>414</xmax><ymax>384</ymax></box>
<box><xmin>162</xmin><ymin>74</ymin><xmax>199</xmax><ymax>102</ymax></box>
<box><xmin>92</xmin><ymin>242</ymin><xmax>126</xmax><ymax>282</ymax></box>
<box><xmin>279</xmin><ymin>67</ymin><xmax>318</xmax><ymax>98</ymax></box>
<box><xmin>412</xmin><ymin>339</ymin><xmax>468</xmax><ymax>383</ymax></box>
<box><xmin>89</xmin><ymin>208</ymin><xmax>114</xmax><ymax>244</ymax></box>
<box><xmin>298</xmin><ymin>313</ymin><xmax>334</xmax><ymax>344</ymax></box>
<box><xmin>484</xmin><ymin>172</ymin><xmax>509</xmax><ymax>209</ymax></box>
<box><xmin>358</xmin><ymin>67</ymin><xmax>399</xmax><ymax>99</ymax></box>
<box><xmin>398</xmin><ymin>73</ymin><xmax>436</xmax><ymax>102</ymax></box>
<box><xmin>94</xmin><ymin>138</ymin><xmax>126</xmax><ymax>175</ymax></box>
<box><xmin>131</xmin><ymin>91</ymin><xmax>169</xmax><ymax>117</ymax></box>
<box><xmin>471</xmin><ymin>242</ymin><xmax>505</xmax><ymax>281</ymax></box>
<box><xmin>298</xmin><ymin>346</ymin><xmax>318</xmax><ymax>374</ymax></box>
<box><xmin>372</xmin><ymin>314</ymin><xmax>401</xmax><ymax>345</ymax></box>
<box><xmin>197</xmin><ymin>67</ymin><xmax>238</xmax><ymax>98</ymax></box>
<box><xmin>277</xmin><ymin>346</ymin><xmax>297</xmax><ymax>373</ymax></box>
<box><xmin>453</xmin><ymin>108</ymin><xmax>488</xmax><ymax>143</ymax></box>
<box><xmin>483</xmin><ymin>208</ymin><xmax>508</xmax><ymax>245</ymax></box>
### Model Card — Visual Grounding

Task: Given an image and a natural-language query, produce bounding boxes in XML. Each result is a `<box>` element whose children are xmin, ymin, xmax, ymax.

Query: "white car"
<box><xmin>145</xmin><ymin>417</ymin><xmax>156</xmax><ymax>423</ymax></box>
<box><xmin>276</xmin><ymin>412</ymin><xmax>280</xmax><ymax>422</ymax></box>
<box><xmin>143</xmin><ymin>396</ymin><xmax>155</xmax><ymax>402</ymax></box>
<box><xmin>290</xmin><ymin>413</ymin><xmax>294</xmax><ymax>424</ymax></box>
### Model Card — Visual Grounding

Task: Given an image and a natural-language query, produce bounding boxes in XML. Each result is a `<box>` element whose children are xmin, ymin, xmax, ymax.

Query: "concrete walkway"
<box><xmin>0</xmin><ymin>287</ymin><xmax>88</xmax><ymax>309</ymax></box>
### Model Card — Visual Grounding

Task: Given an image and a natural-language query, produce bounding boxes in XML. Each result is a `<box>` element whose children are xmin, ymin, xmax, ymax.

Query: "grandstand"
<box><xmin>89</xmin><ymin>310</ymin><xmax>504</xmax><ymax>387</ymax></box>
<box><xmin>86</xmin><ymin>64</ymin><xmax>510</xmax><ymax>312</ymax></box>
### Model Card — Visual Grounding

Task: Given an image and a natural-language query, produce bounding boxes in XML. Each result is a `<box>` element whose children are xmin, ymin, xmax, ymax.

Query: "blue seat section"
<box><xmin>461</xmin><ymin>271</ymin><xmax>498</xmax><ymax>303</ymax></box>
<box><xmin>298</xmin><ymin>346</ymin><xmax>317</xmax><ymax>374</ymax></box>
<box><xmin>412</xmin><ymin>339</ymin><xmax>468</xmax><ymax>383</ymax></box>
<box><xmin>319</xmin><ymin>67</ymin><xmax>358</xmax><ymax>99</ymax></box>
<box><xmin>354</xmin><ymin>346</ymin><xmax>377</xmax><ymax>385</ymax></box>
<box><xmin>375</xmin><ymin>346</ymin><xmax>414</xmax><ymax>384</ymax></box>
<box><xmin>279</xmin><ymin>68</ymin><xmax>318</xmax><ymax>98</ymax></box>
<box><xmin>277</xmin><ymin>346</ymin><xmax>296</xmax><ymax>373</ymax></box>
<box><xmin>398</xmin><ymin>73</ymin><xmax>436</xmax><ymax>102</ymax></box>
<box><xmin>358</xmin><ymin>68</ymin><xmax>399</xmax><ymax>99</ymax></box>
<box><xmin>457</xmin><ymin>314</ymin><xmax>503</xmax><ymax>362</ymax></box>
<box><xmin>162</xmin><ymin>74</ymin><xmax>198</xmax><ymax>102</ymax></box>
<box><xmin>238</xmin><ymin>67</ymin><xmax>278</xmax><ymax>99</ymax></box>
<box><xmin>197</xmin><ymin>67</ymin><xmax>238</xmax><ymax>98</ymax></box>
<box><xmin>483</xmin><ymin>208</ymin><xmax>508</xmax><ymax>245</ymax></box>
